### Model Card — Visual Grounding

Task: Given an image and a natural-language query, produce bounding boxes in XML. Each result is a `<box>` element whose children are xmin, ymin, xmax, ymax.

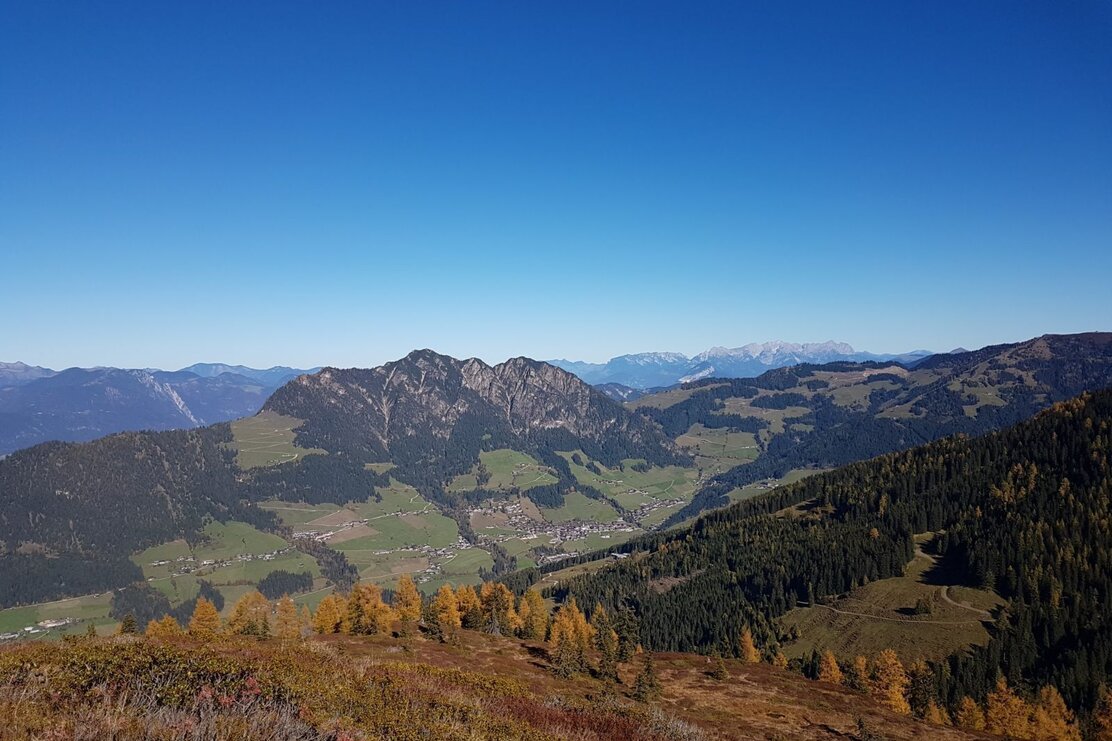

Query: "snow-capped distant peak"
<box><xmin>679</xmin><ymin>366</ymin><xmax>716</xmax><ymax>383</ymax></box>
<box><xmin>615</xmin><ymin>352</ymin><xmax>690</xmax><ymax>365</ymax></box>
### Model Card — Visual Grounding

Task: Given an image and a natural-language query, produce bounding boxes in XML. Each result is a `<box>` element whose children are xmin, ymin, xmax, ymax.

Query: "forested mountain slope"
<box><xmin>648</xmin><ymin>332</ymin><xmax>1112</xmax><ymax>525</ymax></box>
<box><xmin>0</xmin><ymin>352</ymin><xmax>684</xmax><ymax>607</ymax></box>
<box><xmin>535</xmin><ymin>387</ymin><xmax>1112</xmax><ymax>720</ymax></box>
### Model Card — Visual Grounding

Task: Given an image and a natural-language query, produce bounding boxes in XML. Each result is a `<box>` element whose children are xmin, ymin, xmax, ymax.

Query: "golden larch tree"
<box><xmin>273</xmin><ymin>595</ymin><xmax>301</xmax><ymax>640</ymax></box>
<box><xmin>985</xmin><ymin>676</ymin><xmax>1034</xmax><ymax>739</ymax></box>
<box><xmin>817</xmin><ymin>650</ymin><xmax>844</xmax><ymax>685</ymax></box>
<box><xmin>771</xmin><ymin>650</ymin><xmax>789</xmax><ymax>669</ymax></box>
<box><xmin>430</xmin><ymin>583</ymin><xmax>462</xmax><ymax>643</ymax></box>
<box><xmin>1031</xmin><ymin>685</ymin><xmax>1080</xmax><ymax>741</ymax></box>
<box><xmin>1093</xmin><ymin>688</ymin><xmax>1112</xmax><ymax>741</ymax></box>
<box><xmin>518</xmin><ymin>588</ymin><xmax>549</xmax><ymax>641</ymax></box>
<box><xmin>311</xmin><ymin>594</ymin><xmax>347</xmax><ymax>635</ymax></box>
<box><xmin>393</xmin><ymin>574</ymin><xmax>423</xmax><ymax>635</ymax></box>
<box><xmin>955</xmin><ymin>696</ymin><xmax>986</xmax><ymax>730</ymax></box>
<box><xmin>549</xmin><ymin>597</ymin><xmax>593</xmax><ymax>677</ymax></box>
<box><xmin>145</xmin><ymin>615</ymin><xmax>181</xmax><ymax>638</ymax></box>
<box><xmin>346</xmin><ymin>582</ymin><xmax>395</xmax><ymax>635</ymax></box>
<box><xmin>923</xmin><ymin>701</ymin><xmax>951</xmax><ymax>726</ymax></box>
<box><xmin>187</xmin><ymin>597</ymin><xmax>222</xmax><ymax>640</ymax></box>
<box><xmin>872</xmin><ymin>649</ymin><xmax>911</xmax><ymax>715</ymax></box>
<box><xmin>455</xmin><ymin>584</ymin><xmax>484</xmax><ymax>630</ymax></box>
<box><xmin>227</xmin><ymin>591</ymin><xmax>271</xmax><ymax>637</ymax></box>
<box><xmin>738</xmin><ymin>627</ymin><xmax>760</xmax><ymax>663</ymax></box>
<box><xmin>480</xmin><ymin>581</ymin><xmax>518</xmax><ymax>636</ymax></box>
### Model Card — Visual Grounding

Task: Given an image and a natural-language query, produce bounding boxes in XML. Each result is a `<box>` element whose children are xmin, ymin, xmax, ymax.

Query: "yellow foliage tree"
<box><xmin>817</xmin><ymin>650</ymin><xmax>844</xmax><ymax>685</ymax></box>
<box><xmin>393</xmin><ymin>574</ymin><xmax>423</xmax><ymax>635</ymax></box>
<box><xmin>771</xmin><ymin>650</ymin><xmax>789</xmax><ymax>669</ymax></box>
<box><xmin>549</xmin><ymin>598</ymin><xmax>593</xmax><ymax>677</ymax></box>
<box><xmin>872</xmin><ymin>649</ymin><xmax>911</xmax><ymax>715</ymax></box>
<box><xmin>227</xmin><ymin>591</ymin><xmax>271</xmax><ymax>637</ymax></box>
<box><xmin>986</xmin><ymin>676</ymin><xmax>1034</xmax><ymax>739</ymax></box>
<box><xmin>924</xmin><ymin>701</ymin><xmax>951</xmax><ymax>726</ymax></box>
<box><xmin>187</xmin><ymin>597</ymin><xmax>222</xmax><ymax>640</ymax></box>
<box><xmin>274</xmin><ymin>595</ymin><xmax>301</xmax><ymax>640</ymax></box>
<box><xmin>1031</xmin><ymin>685</ymin><xmax>1080</xmax><ymax>741</ymax></box>
<box><xmin>145</xmin><ymin>615</ymin><xmax>181</xmax><ymax>639</ymax></box>
<box><xmin>311</xmin><ymin>594</ymin><xmax>347</xmax><ymax>635</ymax></box>
<box><xmin>738</xmin><ymin>628</ymin><xmax>760</xmax><ymax>663</ymax></box>
<box><xmin>430</xmin><ymin>584</ymin><xmax>462</xmax><ymax>643</ymax></box>
<box><xmin>346</xmin><ymin>582</ymin><xmax>395</xmax><ymax>635</ymax></box>
<box><xmin>955</xmin><ymin>696</ymin><xmax>986</xmax><ymax>730</ymax></box>
<box><xmin>456</xmin><ymin>584</ymin><xmax>484</xmax><ymax>630</ymax></box>
<box><xmin>480</xmin><ymin>581</ymin><xmax>518</xmax><ymax>636</ymax></box>
<box><xmin>518</xmin><ymin>588</ymin><xmax>548</xmax><ymax>640</ymax></box>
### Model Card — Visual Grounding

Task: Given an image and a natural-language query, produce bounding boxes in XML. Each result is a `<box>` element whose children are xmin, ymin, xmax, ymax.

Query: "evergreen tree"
<box><xmin>187</xmin><ymin>597</ymin><xmax>222</xmax><ymax>640</ymax></box>
<box><xmin>1094</xmin><ymin>688</ymin><xmax>1112</xmax><ymax>741</ymax></box>
<box><xmin>479</xmin><ymin>581</ymin><xmax>517</xmax><ymax>636</ymax></box>
<box><xmin>117</xmin><ymin>613</ymin><xmax>139</xmax><ymax>635</ymax></box>
<box><xmin>84</xmin><ymin>622</ymin><xmax>96</xmax><ymax>638</ymax></box>
<box><xmin>848</xmin><ymin>655</ymin><xmax>871</xmax><ymax>694</ymax></box>
<box><xmin>591</xmin><ymin>603</ymin><xmax>619</xmax><ymax>682</ymax></box>
<box><xmin>710</xmin><ymin>654</ymin><xmax>729</xmax><ymax>681</ymax></box>
<box><xmin>613</xmin><ymin>605</ymin><xmax>640</xmax><ymax>663</ymax></box>
<box><xmin>633</xmin><ymin>653</ymin><xmax>662</xmax><ymax>702</ymax></box>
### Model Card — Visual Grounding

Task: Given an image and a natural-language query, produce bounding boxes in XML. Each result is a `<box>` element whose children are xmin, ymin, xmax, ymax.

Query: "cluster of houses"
<box><xmin>147</xmin><ymin>548</ymin><xmax>291</xmax><ymax>580</ymax></box>
<box><xmin>0</xmin><ymin>617</ymin><xmax>76</xmax><ymax>642</ymax></box>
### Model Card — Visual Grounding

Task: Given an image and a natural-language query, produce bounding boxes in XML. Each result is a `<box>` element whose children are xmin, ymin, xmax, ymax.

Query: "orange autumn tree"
<box><xmin>187</xmin><ymin>597</ymin><xmax>222</xmax><ymax>640</ymax></box>
<box><xmin>455</xmin><ymin>585</ymin><xmax>484</xmax><ymax>630</ymax></box>
<box><xmin>227</xmin><ymin>591</ymin><xmax>271</xmax><ymax>637</ymax></box>
<box><xmin>273</xmin><ymin>595</ymin><xmax>302</xmax><ymax>640</ymax></box>
<box><xmin>480</xmin><ymin>581</ymin><xmax>518</xmax><ymax>636</ymax></box>
<box><xmin>145</xmin><ymin>615</ymin><xmax>181</xmax><ymax>639</ymax></box>
<box><xmin>872</xmin><ymin>649</ymin><xmax>910</xmax><ymax>715</ymax></box>
<box><xmin>817</xmin><ymin>650</ymin><xmax>844</xmax><ymax>685</ymax></box>
<box><xmin>738</xmin><ymin>628</ymin><xmax>760</xmax><ymax>663</ymax></box>
<box><xmin>955</xmin><ymin>696</ymin><xmax>986</xmax><ymax>731</ymax></box>
<box><xmin>549</xmin><ymin>598</ymin><xmax>593</xmax><ymax>677</ymax></box>
<box><xmin>430</xmin><ymin>584</ymin><xmax>462</xmax><ymax>643</ymax></box>
<box><xmin>393</xmin><ymin>574</ymin><xmax>423</xmax><ymax>636</ymax></box>
<box><xmin>311</xmin><ymin>594</ymin><xmax>347</xmax><ymax>635</ymax></box>
<box><xmin>517</xmin><ymin>588</ymin><xmax>548</xmax><ymax>640</ymax></box>
<box><xmin>985</xmin><ymin>676</ymin><xmax>1033</xmax><ymax>738</ymax></box>
<box><xmin>346</xmin><ymin>582</ymin><xmax>395</xmax><ymax>635</ymax></box>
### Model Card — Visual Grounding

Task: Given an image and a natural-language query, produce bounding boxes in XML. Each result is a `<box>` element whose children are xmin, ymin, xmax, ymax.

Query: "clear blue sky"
<box><xmin>3</xmin><ymin>2</ymin><xmax>1110</xmax><ymax>369</ymax></box>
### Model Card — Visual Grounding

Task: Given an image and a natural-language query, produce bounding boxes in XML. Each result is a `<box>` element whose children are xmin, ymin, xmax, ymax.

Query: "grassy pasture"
<box><xmin>629</xmin><ymin>383</ymin><xmax>727</xmax><ymax>410</ymax></box>
<box><xmin>447</xmin><ymin>449</ymin><xmax>558</xmax><ymax>492</ymax></box>
<box><xmin>779</xmin><ymin>533</ymin><xmax>1004</xmax><ymax>663</ymax></box>
<box><xmin>540</xmin><ymin>490</ymin><xmax>621</xmax><ymax>523</ymax></box>
<box><xmin>229</xmin><ymin>411</ymin><xmax>326</xmax><ymax>468</ymax></box>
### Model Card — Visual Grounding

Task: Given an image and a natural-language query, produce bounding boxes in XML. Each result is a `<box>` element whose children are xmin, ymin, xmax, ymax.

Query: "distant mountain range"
<box><xmin>550</xmin><ymin>341</ymin><xmax>933</xmax><ymax>388</ymax></box>
<box><xmin>0</xmin><ymin>363</ymin><xmax>317</xmax><ymax>455</ymax></box>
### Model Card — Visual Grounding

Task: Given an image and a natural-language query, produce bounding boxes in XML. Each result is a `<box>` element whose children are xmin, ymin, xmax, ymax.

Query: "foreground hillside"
<box><xmin>528</xmin><ymin>386</ymin><xmax>1112</xmax><ymax>726</ymax></box>
<box><xmin>0</xmin><ymin>629</ymin><xmax>982</xmax><ymax>740</ymax></box>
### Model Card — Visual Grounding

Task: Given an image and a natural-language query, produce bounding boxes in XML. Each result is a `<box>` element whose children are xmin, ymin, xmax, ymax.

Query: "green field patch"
<box><xmin>438</xmin><ymin>548</ymin><xmax>494</xmax><ymax>578</ymax></box>
<box><xmin>364</xmin><ymin>462</ymin><xmax>395</xmax><ymax>474</ymax></box>
<box><xmin>259</xmin><ymin>501</ymin><xmax>342</xmax><ymax>526</ymax></box>
<box><xmin>447</xmin><ymin>449</ymin><xmax>558</xmax><ymax>492</ymax></box>
<box><xmin>715</xmin><ymin>398</ymin><xmax>811</xmax><ymax>436</ymax></box>
<box><xmin>728</xmin><ymin>468</ymin><xmax>825</xmax><ymax>501</ymax></box>
<box><xmin>540</xmin><ymin>490</ymin><xmax>621</xmax><ymax>523</ymax></box>
<box><xmin>557</xmin><ymin>452</ymin><xmax>700</xmax><ymax>505</ymax></box>
<box><xmin>675</xmin><ymin>424</ymin><xmax>759</xmax><ymax>471</ymax></box>
<box><xmin>780</xmin><ymin>533</ymin><xmax>1004</xmax><ymax>663</ymax></box>
<box><xmin>630</xmin><ymin>383</ymin><xmax>727</xmax><ymax>410</ymax></box>
<box><xmin>561</xmin><ymin>529</ymin><xmax>640</xmax><ymax>553</ymax></box>
<box><xmin>228</xmin><ymin>411</ymin><xmax>326</xmax><ymax>469</ymax></box>
<box><xmin>0</xmin><ymin>592</ymin><xmax>114</xmax><ymax>638</ymax></box>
